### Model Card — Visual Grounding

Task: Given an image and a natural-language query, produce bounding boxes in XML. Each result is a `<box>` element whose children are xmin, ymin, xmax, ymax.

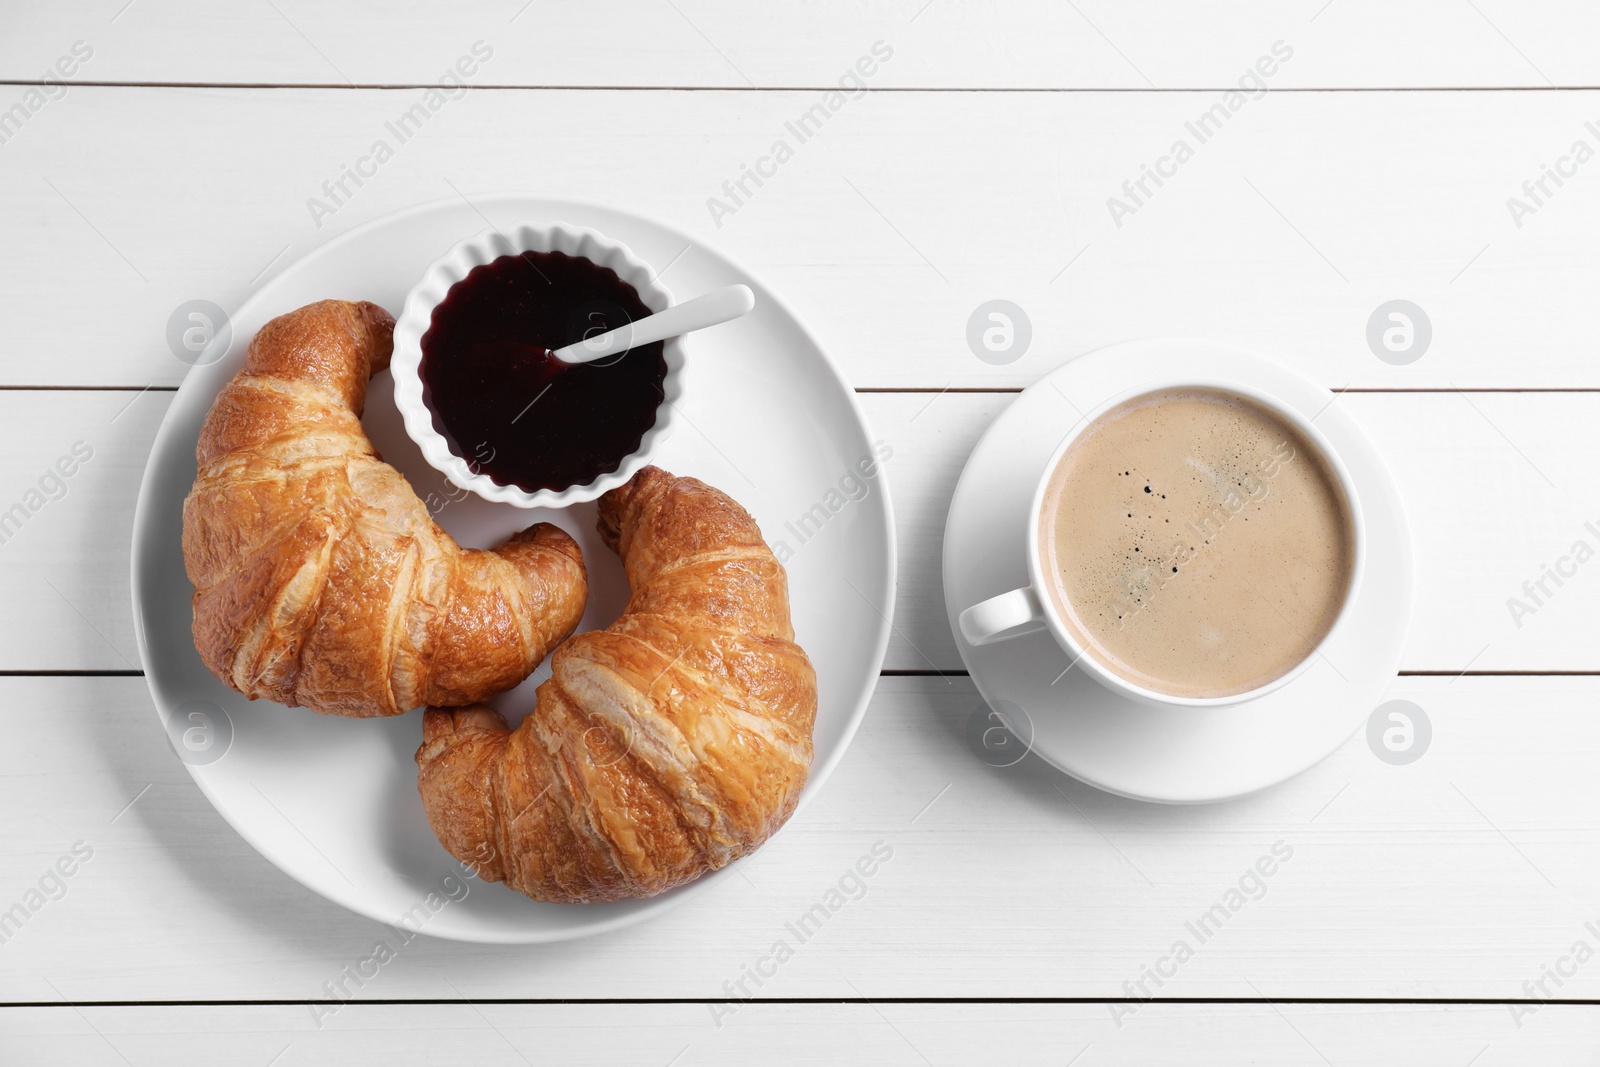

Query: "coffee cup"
<box><xmin>957</xmin><ymin>378</ymin><xmax>1365</xmax><ymax>709</ymax></box>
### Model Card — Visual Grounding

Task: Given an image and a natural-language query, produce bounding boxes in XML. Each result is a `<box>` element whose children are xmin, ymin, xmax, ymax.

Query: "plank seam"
<box><xmin>1</xmin><ymin>996</ymin><xmax>1593</xmax><ymax>1007</ymax></box>
<box><xmin>2</xmin><ymin>82</ymin><xmax>1599</xmax><ymax>93</ymax></box>
<box><xmin>0</xmin><ymin>385</ymin><xmax>179</xmax><ymax>392</ymax></box>
<box><xmin>0</xmin><ymin>671</ymin><xmax>142</xmax><ymax>678</ymax></box>
<box><xmin>853</xmin><ymin>387</ymin><xmax>1600</xmax><ymax>394</ymax></box>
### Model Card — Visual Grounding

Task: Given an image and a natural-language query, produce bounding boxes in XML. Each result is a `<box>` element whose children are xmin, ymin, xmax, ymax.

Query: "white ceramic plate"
<box><xmin>942</xmin><ymin>340</ymin><xmax>1414</xmax><ymax>803</ymax></box>
<box><xmin>130</xmin><ymin>197</ymin><xmax>895</xmax><ymax>942</ymax></box>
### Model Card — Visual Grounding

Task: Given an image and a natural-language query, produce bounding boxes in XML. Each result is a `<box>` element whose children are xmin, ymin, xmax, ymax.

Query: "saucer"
<box><xmin>941</xmin><ymin>340</ymin><xmax>1414</xmax><ymax>803</ymax></box>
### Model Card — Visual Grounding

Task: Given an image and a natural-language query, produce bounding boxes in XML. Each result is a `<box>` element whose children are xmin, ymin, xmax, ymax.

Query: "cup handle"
<box><xmin>958</xmin><ymin>587</ymin><xmax>1047</xmax><ymax>646</ymax></box>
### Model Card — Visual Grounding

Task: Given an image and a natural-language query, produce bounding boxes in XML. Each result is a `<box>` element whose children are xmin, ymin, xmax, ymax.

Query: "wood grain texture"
<box><xmin>1</xmin><ymin>1</ymin><xmax>1595</xmax><ymax>89</ymax></box>
<box><xmin>3</xmin><ymin>1002</ymin><xmax>1594</xmax><ymax>1066</ymax></box>
<box><xmin>1</xmin><ymin>673</ymin><xmax>1597</xmax><ymax>1002</ymax></box>
<box><xmin>3</xmin><ymin>389</ymin><xmax>1594</xmax><ymax>673</ymax></box>
<box><xmin>1</xmin><ymin>88</ymin><xmax>1600</xmax><ymax>387</ymax></box>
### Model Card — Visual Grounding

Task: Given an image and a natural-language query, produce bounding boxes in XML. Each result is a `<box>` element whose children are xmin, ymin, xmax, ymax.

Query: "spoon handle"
<box><xmin>551</xmin><ymin>284</ymin><xmax>756</xmax><ymax>364</ymax></box>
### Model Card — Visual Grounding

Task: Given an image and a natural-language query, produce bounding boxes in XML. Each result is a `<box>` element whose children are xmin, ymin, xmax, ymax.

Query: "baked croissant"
<box><xmin>416</xmin><ymin>466</ymin><xmax>817</xmax><ymax>902</ymax></box>
<box><xmin>182</xmin><ymin>299</ymin><xmax>587</xmax><ymax>718</ymax></box>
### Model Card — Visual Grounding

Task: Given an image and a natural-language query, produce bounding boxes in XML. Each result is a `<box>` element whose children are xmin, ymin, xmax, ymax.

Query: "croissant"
<box><xmin>182</xmin><ymin>299</ymin><xmax>587</xmax><ymax>718</ymax></box>
<box><xmin>416</xmin><ymin>466</ymin><xmax>817</xmax><ymax>902</ymax></box>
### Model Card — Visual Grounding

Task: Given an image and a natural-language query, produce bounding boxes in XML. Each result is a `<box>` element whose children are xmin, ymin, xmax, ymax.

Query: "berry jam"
<box><xmin>418</xmin><ymin>250</ymin><xmax>668</xmax><ymax>493</ymax></box>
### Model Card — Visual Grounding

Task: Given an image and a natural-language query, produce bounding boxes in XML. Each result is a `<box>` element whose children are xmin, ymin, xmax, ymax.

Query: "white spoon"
<box><xmin>550</xmin><ymin>283</ymin><xmax>756</xmax><ymax>364</ymax></box>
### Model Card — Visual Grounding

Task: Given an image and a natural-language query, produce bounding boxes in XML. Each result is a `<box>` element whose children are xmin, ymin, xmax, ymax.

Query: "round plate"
<box><xmin>131</xmin><ymin>197</ymin><xmax>896</xmax><ymax>941</ymax></box>
<box><xmin>942</xmin><ymin>340</ymin><xmax>1413</xmax><ymax>804</ymax></box>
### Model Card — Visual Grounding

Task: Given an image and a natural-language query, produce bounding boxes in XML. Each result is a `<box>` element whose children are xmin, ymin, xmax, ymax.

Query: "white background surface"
<box><xmin>3</xmin><ymin>2</ymin><xmax>1600</xmax><ymax>1063</ymax></box>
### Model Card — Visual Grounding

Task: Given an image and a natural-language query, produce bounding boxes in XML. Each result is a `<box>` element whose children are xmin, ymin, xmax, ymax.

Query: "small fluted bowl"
<box><xmin>390</xmin><ymin>221</ymin><xmax>685</xmax><ymax>509</ymax></box>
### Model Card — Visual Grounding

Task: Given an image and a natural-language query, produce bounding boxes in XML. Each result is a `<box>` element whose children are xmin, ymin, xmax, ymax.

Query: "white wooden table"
<box><xmin>4</xmin><ymin>3</ymin><xmax>1600</xmax><ymax>1062</ymax></box>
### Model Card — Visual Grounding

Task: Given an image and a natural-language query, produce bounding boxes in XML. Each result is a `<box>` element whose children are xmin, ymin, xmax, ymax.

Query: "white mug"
<box><xmin>957</xmin><ymin>378</ymin><xmax>1366</xmax><ymax>709</ymax></box>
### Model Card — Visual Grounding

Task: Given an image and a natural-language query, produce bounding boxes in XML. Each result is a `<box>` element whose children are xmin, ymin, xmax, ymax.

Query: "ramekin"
<box><xmin>390</xmin><ymin>221</ymin><xmax>686</xmax><ymax>509</ymax></box>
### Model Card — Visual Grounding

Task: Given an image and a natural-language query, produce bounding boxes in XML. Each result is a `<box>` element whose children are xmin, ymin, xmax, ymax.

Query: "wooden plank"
<box><xmin>2</xmin><ymin>1002</ymin><xmax>1593</xmax><ymax>1066</ymax></box>
<box><xmin>877</xmin><ymin>389</ymin><xmax>1600</xmax><ymax>674</ymax></box>
<box><xmin>2</xmin><ymin>87</ymin><xmax>1600</xmax><ymax>388</ymax></box>
<box><xmin>2</xmin><ymin>2</ymin><xmax>1596</xmax><ymax>89</ymax></box>
<box><xmin>2</xmin><ymin>673</ymin><xmax>1598</xmax><ymax>1002</ymax></box>
<box><xmin>4</xmin><ymin>389</ymin><xmax>1596</xmax><ymax>673</ymax></box>
<box><xmin>0</xmin><ymin>389</ymin><xmax>164</xmax><ymax>672</ymax></box>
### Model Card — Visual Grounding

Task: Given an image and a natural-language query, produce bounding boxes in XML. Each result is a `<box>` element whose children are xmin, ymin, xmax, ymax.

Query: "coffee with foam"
<box><xmin>1038</xmin><ymin>388</ymin><xmax>1354</xmax><ymax>699</ymax></box>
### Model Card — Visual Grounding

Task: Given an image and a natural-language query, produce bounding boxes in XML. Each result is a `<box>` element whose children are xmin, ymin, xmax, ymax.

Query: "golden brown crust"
<box><xmin>182</xmin><ymin>299</ymin><xmax>588</xmax><ymax>717</ymax></box>
<box><xmin>416</xmin><ymin>466</ymin><xmax>817</xmax><ymax>902</ymax></box>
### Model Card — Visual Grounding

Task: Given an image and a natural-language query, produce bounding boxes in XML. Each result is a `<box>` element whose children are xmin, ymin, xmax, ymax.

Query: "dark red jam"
<box><xmin>418</xmin><ymin>250</ymin><xmax>668</xmax><ymax>493</ymax></box>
